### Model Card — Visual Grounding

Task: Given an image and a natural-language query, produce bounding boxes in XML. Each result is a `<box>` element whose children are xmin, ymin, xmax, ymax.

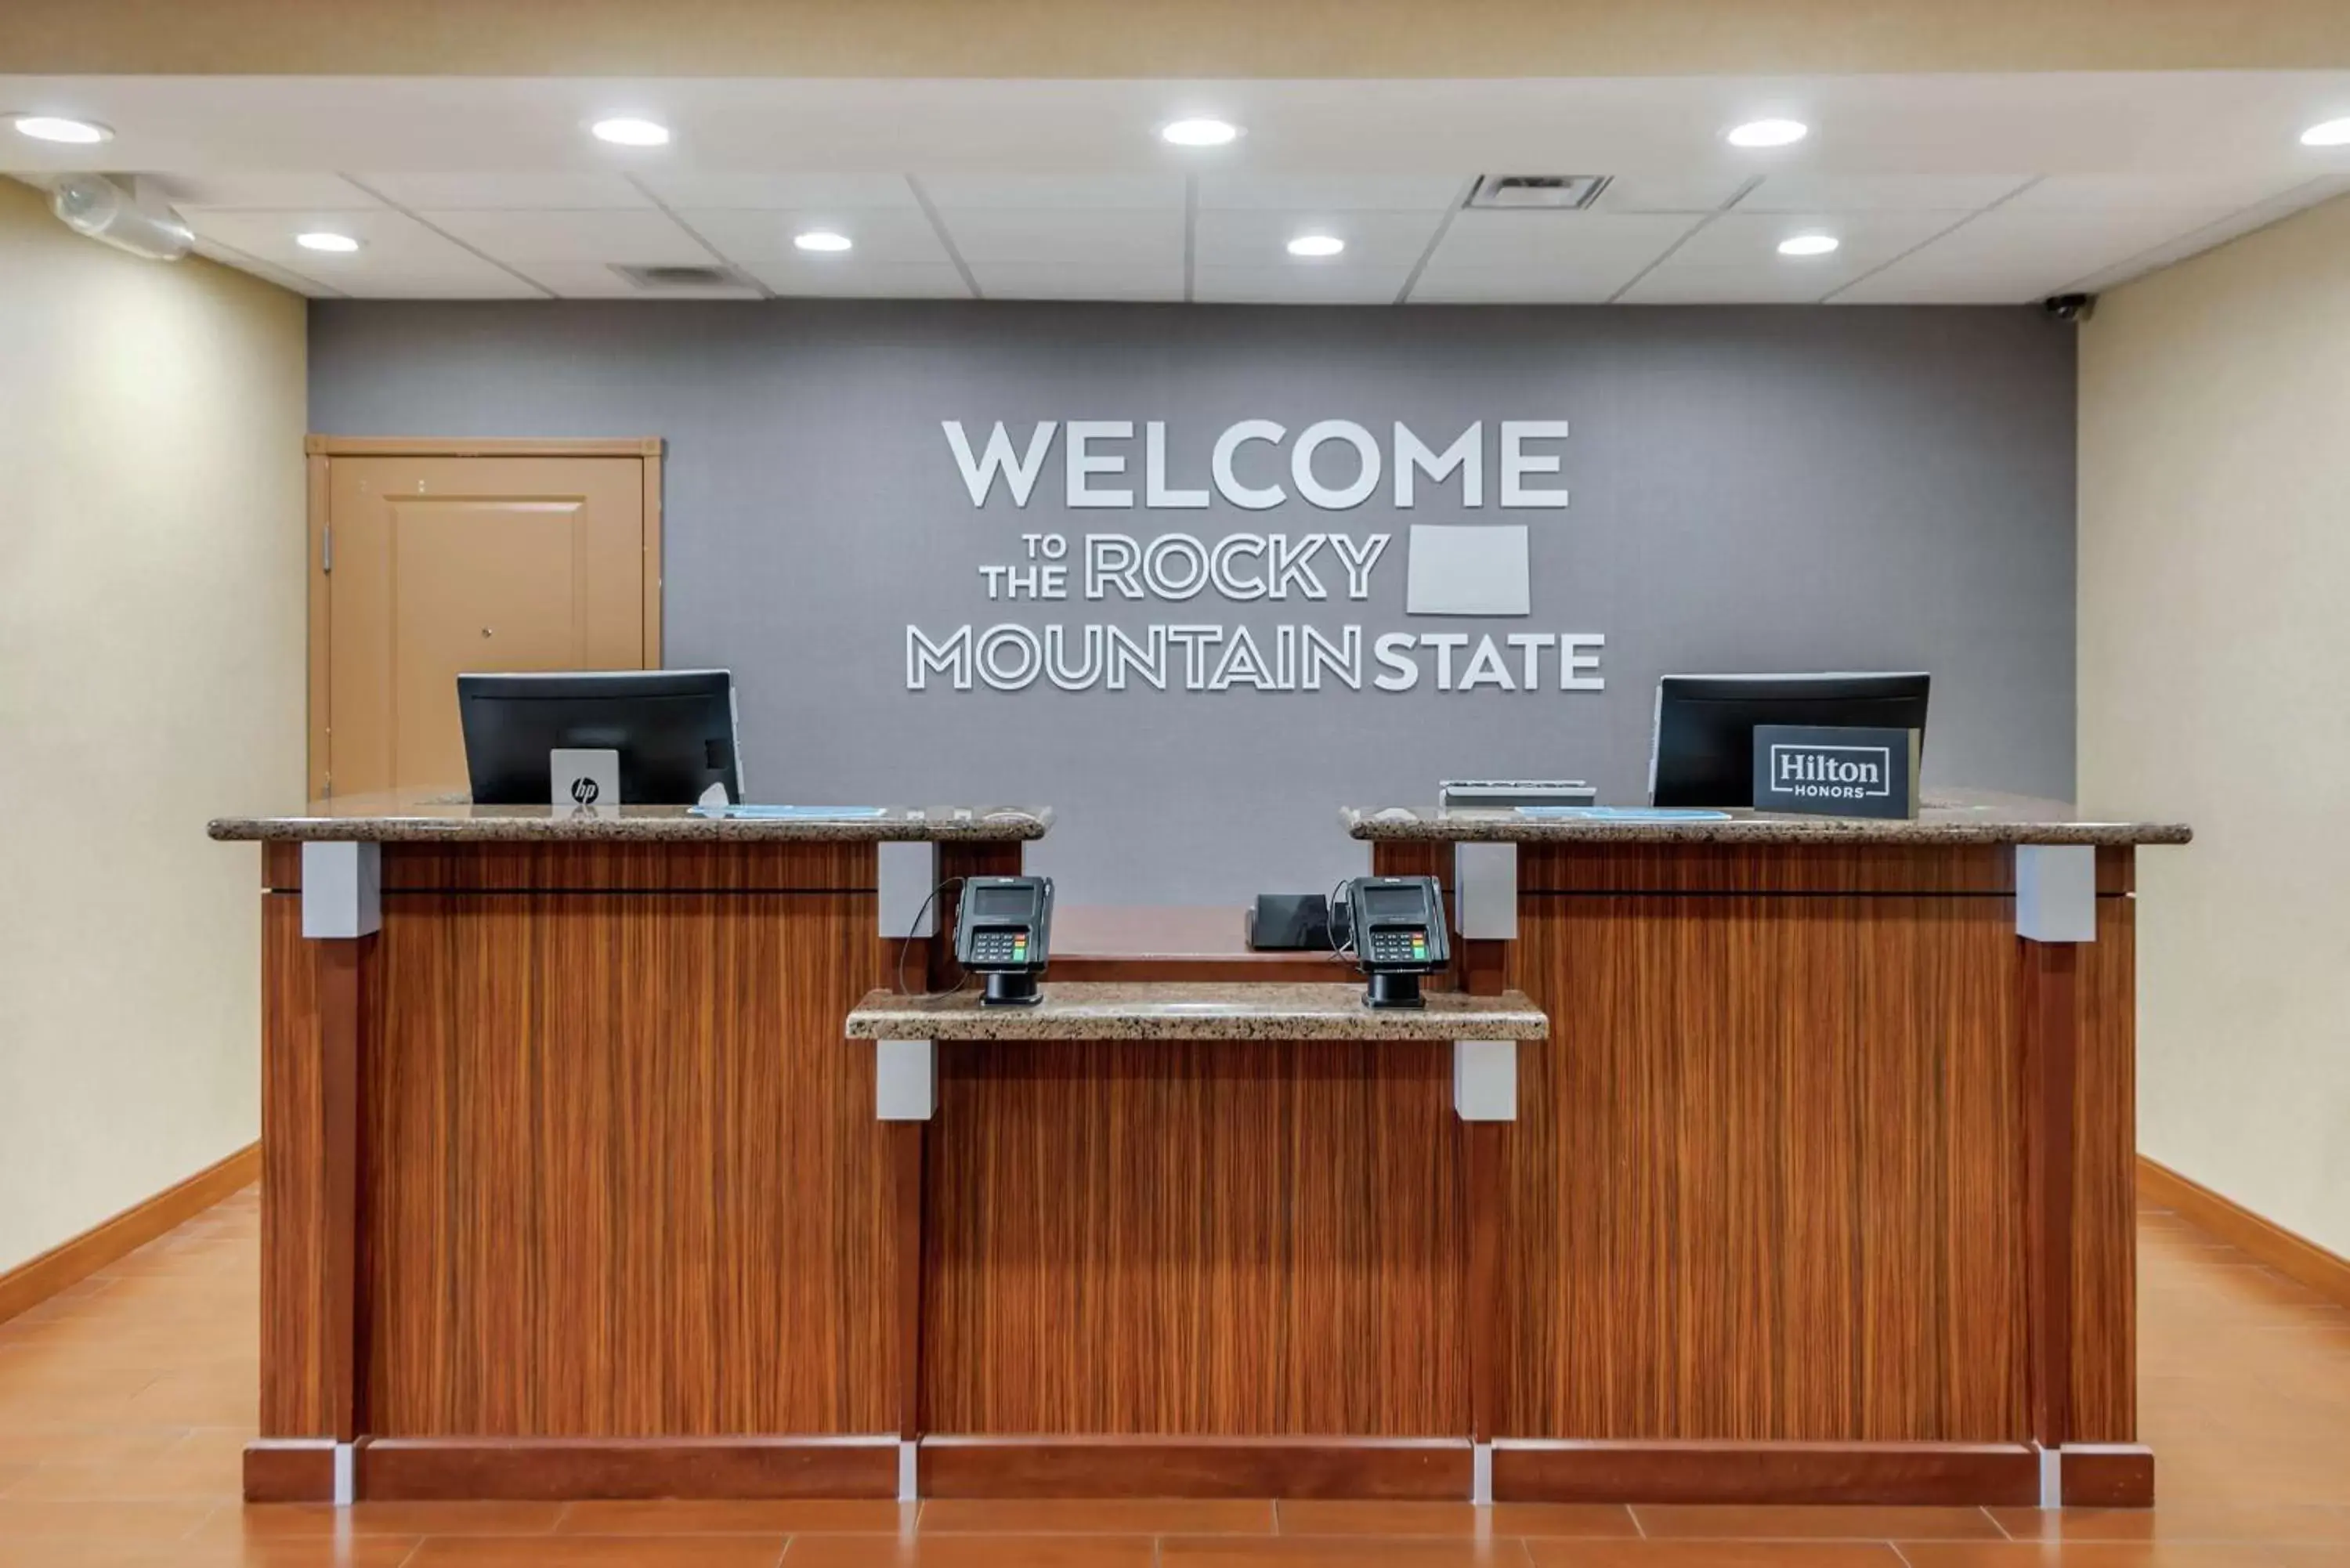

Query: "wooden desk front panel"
<box><xmin>1489</xmin><ymin>844</ymin><xmax>2137</xmax><ymax>1445</ymax></box>
<box><xmin>923</xmin><ymin>1040</ymin><xmax>1469</xmax><ymax>1436</ymax></box>
<box><xmin>259</xmin><ymin>841</ymin><xmax>901</xmax><ymax>1439</ymax></box>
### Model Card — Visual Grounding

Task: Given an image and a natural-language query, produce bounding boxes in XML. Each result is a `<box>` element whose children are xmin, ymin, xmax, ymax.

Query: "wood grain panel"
<box><xmin>379</xmin><ymin>840</ymin><xmax>873</xmax><ymax>892</ymax></box>
<box><xmin>260</xmin><ymin>893</ymin><xmax>332</xmax><ymax>1435</ymax></box>
<box><xmin>1523</xmin><ymin>844</ymin><xmax>2016</xmax><ymax>895</ymax></box>
<box><xmin>361</xmin><ymin>889</ymin><xmax>893</xmax><ymax>1436</ymax></box>
<box><xmin>920</xmin><ymin>1436</ymin><xmax>1472</xmax><ymax>1500</ymax></box>
<box><xmin>924</xmin><ymin>1040</ymin><xmax>1467</xmax><ymax>1436</ymax></box>
<box><xmin>1493</xmin><ymin>1440</ymin><xmax>2040</xmax><ymax>1506</ymax></box>
<box><xmin>1503</xmin><ymin>890</ymin><xmax>2027</xmax><ymax>1441</ymax></box>
<box><xmin>2023</xmin><ymin>938</ymin><xmax>2077</xmax><ymax>1454</ymax></box>
<box><xmin>2070</xmin><ymin>892</ymin><xmax>2138</xmax><ymax>1443</ymax></box>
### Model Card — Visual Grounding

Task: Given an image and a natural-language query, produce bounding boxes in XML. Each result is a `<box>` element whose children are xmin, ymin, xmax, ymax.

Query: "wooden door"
<box><xmin>310</xmin><ymin>440</ymin><xmax>662</xmax><ymax>800</ymax></box>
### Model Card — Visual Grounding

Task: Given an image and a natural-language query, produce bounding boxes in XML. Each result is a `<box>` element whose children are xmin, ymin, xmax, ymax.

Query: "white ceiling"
<box><xmin>6</xmin><ymin>72</ymin><xmax>2350</xmax><ymax>304</ymax></box>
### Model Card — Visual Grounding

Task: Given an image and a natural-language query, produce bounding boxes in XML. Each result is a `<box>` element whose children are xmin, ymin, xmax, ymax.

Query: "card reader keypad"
<box><xmin>968</xmin><ymin>928</ymin><xmax>1032</xmax><ymax>966</ymax></box>
<box><xmin>1366</xmin><ymin>927</ymin><xmax>1431</xmax><ymax>966</ymax></box>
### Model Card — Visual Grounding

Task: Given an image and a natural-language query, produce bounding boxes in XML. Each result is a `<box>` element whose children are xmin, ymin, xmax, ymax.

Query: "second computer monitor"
<box><xmin>457</xmin><ymin>670</ymin><xmax>741</xmax><ymax>806</ymax></box>
<box><xmin>1648</xmin><ymin>672</ymin><xmax>1929</xmax><ymax>808</ymax></box>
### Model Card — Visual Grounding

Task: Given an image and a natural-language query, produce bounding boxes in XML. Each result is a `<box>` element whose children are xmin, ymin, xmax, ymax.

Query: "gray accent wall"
<box><xmin>309</xmin><ymin>301</ymin><xmax>2077</xmax><ymax>905</ymax></box>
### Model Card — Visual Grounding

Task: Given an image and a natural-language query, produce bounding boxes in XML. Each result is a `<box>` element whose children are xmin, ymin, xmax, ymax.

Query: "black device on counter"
<box><xmin>954</xmin><ymin>875</ymin><xmax>1054</xmax><ymax>1007</ymax></box>
<box><xmin>1331</xmin><ymin>875</ymin><xmax>1449</xmax><ymax>1009</ymax></box>
<box><xmin>457</xmin><ymin>669</ymin><xmax>741</xmax><ymax>805</ymax></box>
<box><xmin>1648</xmin><ymin>671</ymin><xmax>1930</xmax><ymax>809</ymax></box>
<box><xmin>1247</xmin><ymin>893</ymin><xmax>1331</xmax><ymax>952</ymax></box>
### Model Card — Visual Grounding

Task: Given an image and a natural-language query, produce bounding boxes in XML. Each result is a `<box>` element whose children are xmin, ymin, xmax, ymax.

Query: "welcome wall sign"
<box><xmin>905</xmin><ymin>418</ymin><xmax>1604</xmax><ymax>696</ymax></box>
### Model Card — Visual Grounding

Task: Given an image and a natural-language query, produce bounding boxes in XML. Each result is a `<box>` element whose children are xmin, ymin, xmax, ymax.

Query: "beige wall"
<box><xmin>4</xmin><ymin>0</ymin><xmax>2349</xmax><ymax>75</ymax></box>
<box><xmin>0</xmin><ymin>178</ymin><xmax>306</xmax><ymax>1273</ymax></box>
<box><xmin>2080</xmin><ymin>193</ymin><xmax>2350</xmax><ymax>1258</ymax></box>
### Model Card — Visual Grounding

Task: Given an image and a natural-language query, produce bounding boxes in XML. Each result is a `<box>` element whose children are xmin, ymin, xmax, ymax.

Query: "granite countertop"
<box><xmin>846</xmin><ymin>981</ymin><xmax>1549</xmax><ymax>1042</ymax></box>
<box><xmin>1342</xmin><ymin>788</ymin><xmax>2191</xmax><ymax>847</ymax></box>
<box><xmin>208</xmin><ymin>793</ymin><xmax>1053</xmax><ymax>843</ymax></box>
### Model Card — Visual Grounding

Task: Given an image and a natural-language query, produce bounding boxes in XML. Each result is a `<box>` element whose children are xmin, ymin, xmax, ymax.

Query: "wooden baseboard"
<box><xmin>920</xmin><ymin>1436</ymin><xmax>1471</xmax><ymax>1500</ymax></box>
<box><xmin>0</xmin><ymin>1141</ymin><xmax>258</xmax><ymax>1328</ymax></box>
<box><xmin>351</xmin><ymin>1437</ymin><xmax>899</xmax><ymax>1501</ymax></box>
<box><xmin>244</xmin><ymin>1438</ymin><xmax>339</xmax><ymax>1503</ymax></box>
<box><xmin>2138</xmin><ymin>1154</ymin><xmax>2350</xmax><ymax>1310</ymax></box>
<box><xmin>1492</xmin><ymin>1440</ymin><xmax>2042</xmax><ymax>1507</ymax></box>
<box><xmin>2061</xmin><ymin>1443</ymin><xmax>2156</xmax><ymax>1508</ymax></box>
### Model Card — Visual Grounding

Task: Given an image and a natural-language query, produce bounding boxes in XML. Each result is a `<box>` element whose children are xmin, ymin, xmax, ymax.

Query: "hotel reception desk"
<box><xmin>210</xmin><ymin>792</ymin><xmax>2187</xmax><ymax>1510</ymax></box>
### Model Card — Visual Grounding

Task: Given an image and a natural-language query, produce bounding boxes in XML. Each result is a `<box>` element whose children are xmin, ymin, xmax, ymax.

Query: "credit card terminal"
<box><xmin>1332</xmin><ymin>875</ymin><xmax>1449</xmax><ymax>1008</ymax></box>
<box><xmin>954</xmin><ymin>875</ymin><xmax>1054</xmax><ymax>1006</ymax></box>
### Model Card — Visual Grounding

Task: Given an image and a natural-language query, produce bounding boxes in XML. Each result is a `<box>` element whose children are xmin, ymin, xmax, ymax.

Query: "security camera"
<box><xmin>2042</xmin><ymin>293</ymin><xmax>2095</xmax><ymax>323</ymax></box>
<box><xmin>49</xmin><ymin>174</ymin><xmax>194</xmax><ymax>262</ymax></box>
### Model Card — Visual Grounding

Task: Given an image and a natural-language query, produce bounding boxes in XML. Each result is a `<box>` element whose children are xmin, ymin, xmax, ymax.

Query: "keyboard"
<box><xmin>1438</xmin><ymin>779</ymin><xmax>1600</xmax><ymax>809</ymax></box>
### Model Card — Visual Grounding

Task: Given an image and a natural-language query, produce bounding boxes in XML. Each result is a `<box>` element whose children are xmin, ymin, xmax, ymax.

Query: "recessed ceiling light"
<box><xmin>1161</xmin><ymin>117</ymin><xmax>1240</xmax><ymax>147</ymax></box>
<box><xmin>591</xmin><ymin>117</ymin><xmax>670</xmax><ymax>147</ymax></box>
<box><xmin>794</xmin><ymin>230</ymin><xmax>852</xmax><ymax>253</ymax></box>
<box><xmin>1286</xmin><ymin>234</ymin><xmax>1345</xmax><ymax>258</ymax></box>
<box><xmin>296</xmin><ymin>232</ymin><xmax>361</xmax><ymax>253</ymax></box>
<box><xmin>1727</xmin><ymin>118</ymin><xmax>1809</xmax><ymax>149</ymax></box>
<box><xmin>1777</xmin><ymin>233</ymin><xmax>1840</xmax><ymax>257</ymax></box>
<box><xmin>10</xmin><ymin>114</ymin><xmax>112</xmax><ymax>145</ymax></box>
<box><xmin>2301</xmin><ymin>117</ymin><xmax>2350</xmax><ymax>146</ymax></box>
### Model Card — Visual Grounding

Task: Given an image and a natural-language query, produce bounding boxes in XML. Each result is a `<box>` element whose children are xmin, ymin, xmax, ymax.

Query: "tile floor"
<box><xmin>0</xmin><ymin>1187</ymin><xmax>2346</xmax><ymax>1565</ymax></box>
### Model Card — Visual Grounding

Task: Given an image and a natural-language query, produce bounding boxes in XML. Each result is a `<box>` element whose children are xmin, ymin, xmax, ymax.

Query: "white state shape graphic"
<box><xmin>1405</xmin><ymin>524</ymin><xmax>1531</xmax><ymax>616</ymax></box>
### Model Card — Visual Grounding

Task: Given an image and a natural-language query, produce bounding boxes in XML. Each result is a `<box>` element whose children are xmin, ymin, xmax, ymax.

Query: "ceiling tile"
<box><xmin>334</xmin><ymin>276</ymin><xmax>545</xmax><ymax>300</ymax></box>
<box><xmin>190</xmin><ymin>239</ymin><xmax>342</xmax><ymax>297</ymax></box>
<box><xmin>1429</xmin><ymin>208</ymin><xmax>1700</xmax><ymax>269</ymax></box>
<box><xmin>508</xmin><ymin>261</ymin><xmax>761</xmax><ymax>299</ymax></box>
<box><xmin>1618</xmin><ymin>264</ymin><xmax>1860</xmax><ymax>305</ymax></box>
<box><xmin>1663</xmin><ymin>209</ymin><xmax>1961</xmax><ymax>272</ymax></box>
<box><xmin>1590</xmin><ymin>174</ymin><xmax>1752</xmax><ymax>214</ymax></box>
<box><xmin>183</xmin><ymin>207</ymin><xmax>537</xmax><ymax>295</ymax></box>
<box><xmin>1192</xmin><ymin>208</ymin><xmax>1444</xmax><ymax>268</ymax></box>
<box><xmin>1407</xmin><ymin>269</ymin><xmax>1627</xmax><ymax>304</ymax></box>
<box><xmin>2059</xmin><ymin>174</ymin><xmax>2350</xmax><ymax>293</ymax></box>
<box><xmin>157</xmin><ymin>172</ymin><xmax>384</xmax><ymax>211</ymax></box>
<box><xmin>632</xmin><ymin>172</ymin><xmax>916</xmax><ymax>210</ymax></box>
<box><xmin>1195</xmin><ymin>174</ymin><xmax>1465</xmax><ymax>211</ymax></box>
<box><xmin>2002</xmin><ymin>172</ymin><xmax>2311</xmax><ymax>211</ymax></box>
<box><xmin>935</xmin><ymin>206</ymin><xmax>1184</xmax><ymax>266</ymax></box>
<box><xmin>1737</xmin><ymin>174</ymin><xmax>2032</xmax><ymax>212</ymax></box>
<box><xmin>420</xmin><ymin>208</ymin><xmax>715</xmax><ymax>266</ymax></box>
<box><xmin>356</xmin><ymin>172</ymin><xmax>652</xmax><ymax>209</ymax></box>
<box><xmin>1831</xmin><ymin>206</ymin><xmax>2237</xmax><ymax>303</ymax></box>
<box><xmin>743</xmin><ymin>258</ymin><xmax>973</xmax><ymax>298</ymax></box>
<box><xmin>682</xmin><ymin>206</ymin><xmax>951</xmax><ymax>266</ymax></box>
<box><xmin>1193</xmin><ymin>261</ymin><xmax>1413</xmax><ymax>305</ymax></box>
<box><xmin>916</xmin><ymin>173</ymin><xmax>1184</xmax><ymax>211</ymax></box>
<box><xmin>967</xmin><ymin>260</ymin><xmax>1183</xmax><ymax>301</ymax></box>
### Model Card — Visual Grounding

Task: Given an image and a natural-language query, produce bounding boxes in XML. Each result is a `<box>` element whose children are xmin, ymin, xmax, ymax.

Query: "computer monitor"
<box><xmin>457</xmin><ymin>670</ymin><xmax>742</xmax><ymax>806</ymax></box>
<box><xmin>1648</xmin><ymin>672</ymin><xmax>1929</xmax><ymax>808</ymax></box>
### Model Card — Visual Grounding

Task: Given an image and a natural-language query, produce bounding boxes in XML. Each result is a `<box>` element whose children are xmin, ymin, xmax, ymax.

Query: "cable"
<box><xmin>894</xmin><ymin>877</ymin><xmax>974</xmax><ymax>999</ymax></box>
<box><xmin>1326</xmin><ymin>876</ymin><xmax>1362</xmax><ymax>972</ymax></box>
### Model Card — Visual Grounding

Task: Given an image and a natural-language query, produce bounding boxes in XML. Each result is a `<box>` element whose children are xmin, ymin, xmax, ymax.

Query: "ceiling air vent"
<box><xmin>610</xmin><ymin>262</ymin><xmax>757</xmax><ymax>291</ymax></box>
<box><xmin>1466</xmin><ymin>175</ymin><xmax>1611</xmax><ymax>211</ymax></box>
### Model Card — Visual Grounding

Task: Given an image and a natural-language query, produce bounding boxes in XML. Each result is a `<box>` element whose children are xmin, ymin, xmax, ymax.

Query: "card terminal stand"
<box><xmin>954</xmin><ymin>875</ymin><xmax>1054</xmax><ymax>1006</ymax></box>
<box><xmin>1332</xmin><ymin>875</ymin><xmax>1451</xmax><ymax>1008</ymax></box>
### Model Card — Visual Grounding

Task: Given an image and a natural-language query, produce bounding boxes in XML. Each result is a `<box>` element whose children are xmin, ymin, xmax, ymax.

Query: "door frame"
<box><xmin>302</xmin><ymin>435</ymin><xmax>666</xmax><ymax>800</ymax></box>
